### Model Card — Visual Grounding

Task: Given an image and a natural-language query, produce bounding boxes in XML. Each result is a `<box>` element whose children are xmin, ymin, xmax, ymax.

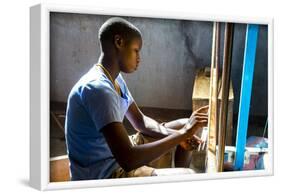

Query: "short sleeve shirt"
<box><xmin>65</xmin><ymin>64</ymin><xmax>134</xmax><ymax>180</ymax></box>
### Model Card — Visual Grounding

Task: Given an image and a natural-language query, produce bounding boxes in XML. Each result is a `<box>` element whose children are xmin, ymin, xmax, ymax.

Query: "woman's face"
<box><xmin>118</xmin><ymin>37</ymin><xmax>142</xmax><ymax>73</ymax></box>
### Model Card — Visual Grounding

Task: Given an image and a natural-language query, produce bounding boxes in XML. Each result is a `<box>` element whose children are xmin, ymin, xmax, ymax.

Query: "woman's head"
<box><xmin>98</xmin><ymin>17</ymin><xmax>142</xmax><ymax>73</ymax></box>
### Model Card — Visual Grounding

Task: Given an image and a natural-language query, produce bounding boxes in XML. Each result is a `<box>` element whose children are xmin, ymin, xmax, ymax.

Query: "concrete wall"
<box><xmin>50</xmin><ymin>13</ymin><xmax>268</xmax><ymax>116</ymax></box>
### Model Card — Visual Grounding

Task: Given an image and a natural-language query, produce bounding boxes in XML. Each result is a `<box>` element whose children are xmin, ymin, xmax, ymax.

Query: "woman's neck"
<box><xmin>98</xmin><ymin>53</ymin><xmax>120</xmax><ymax>81</ymax></box>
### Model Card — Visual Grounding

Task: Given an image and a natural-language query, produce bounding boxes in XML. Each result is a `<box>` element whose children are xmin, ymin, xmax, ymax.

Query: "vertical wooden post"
<box><xmin>217</xmin><ymin>23</ymin><xmax>234</xmax><ymax>172</ymax></box>
<box><xmin>206</xmin><ymin>22</ymin><xmax>220</xmax><ymax>173</ymax></box>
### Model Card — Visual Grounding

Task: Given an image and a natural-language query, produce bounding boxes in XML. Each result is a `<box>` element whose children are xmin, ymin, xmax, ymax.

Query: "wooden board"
<box><xmin>206</xmin><ymin>67</ymin><xmax>218</xmax><ymax>173</ymax></box>
<box><xmin>206</xmin><ymin>22</ymin><xmax>220</xmax><ymax>173</ymax></box>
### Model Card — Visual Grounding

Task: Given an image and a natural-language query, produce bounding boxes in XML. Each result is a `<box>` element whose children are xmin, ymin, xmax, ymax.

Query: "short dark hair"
<box><xmin>98</xmin><ymin>17</ymin><xmax>142</xmax><ymax>47</ymax></box>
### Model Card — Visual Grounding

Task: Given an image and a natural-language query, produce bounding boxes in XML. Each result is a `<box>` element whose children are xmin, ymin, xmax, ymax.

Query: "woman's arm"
<box><xmin>163</xmin><ymin>118</ymin><xmax>189</xmax><ymax>130</ymax></box>
<box><xmin>125</xmin><ymin>102</ymin><xmax>194</xmax><ymax>138</ymax></box>
<box><xmin>125</xmin><ymin>102</ymin><xmax>179</xmax><ymax>138</ymax></box>
<box><xmin>102</xmin><ymin>106</ymin><xmax>208</xmax><ymax>171</ymax></box>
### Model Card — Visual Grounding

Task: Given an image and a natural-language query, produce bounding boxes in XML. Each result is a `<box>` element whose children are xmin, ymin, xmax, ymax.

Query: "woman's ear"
<box><xmin>114</xmin><ymin>35</ymin><xmax>124</xmax><ymax>49</ymax></box>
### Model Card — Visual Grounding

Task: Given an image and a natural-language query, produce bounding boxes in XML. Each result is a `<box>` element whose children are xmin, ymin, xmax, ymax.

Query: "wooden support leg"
<box><xmin>217</xmin><ymin>23</ymin><xmax>234</xmax><ymax>172</ymax></box>
<box><xmin>206</xmin><ymin>22</ymin><xmax>220</xmax><ymax>173</ymax></box>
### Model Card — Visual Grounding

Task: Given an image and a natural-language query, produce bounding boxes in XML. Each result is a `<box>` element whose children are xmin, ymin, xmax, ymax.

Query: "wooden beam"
<box><xmin>206</xmin><ymin>22</ymin><xmax>220</xmax><ymax>173</ymax></box>
<box><xmin>217</xmin><ymin>23</ymin><xmax>234</xmax><ymax>172</ymax></box>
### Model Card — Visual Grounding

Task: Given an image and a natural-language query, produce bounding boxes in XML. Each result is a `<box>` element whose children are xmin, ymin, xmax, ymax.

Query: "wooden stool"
<box><xmin>50</xmin><ymin>155</ymin><xmax>70</xmax><ymax>182</ymax></box>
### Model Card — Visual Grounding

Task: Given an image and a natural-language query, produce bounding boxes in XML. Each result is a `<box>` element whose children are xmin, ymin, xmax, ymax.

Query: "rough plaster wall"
<box><xmin>122</xmin><ymin>18</ymin><xmax>201</xmax><ymax>110</ymax></box>
<box><xmin>50</xmin><ymin>13</ymin><xmax>107</xmax><ymax>101</ymax></box>
<box><xmin>50</xmin><ymin>13</ymin><xmax>268</xmax><ymax>116</ymax></box>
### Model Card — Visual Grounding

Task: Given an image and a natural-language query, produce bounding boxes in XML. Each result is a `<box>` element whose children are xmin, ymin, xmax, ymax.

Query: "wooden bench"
<box><xmin>50</xmin><ymin>155</ymin><xmax>70</xmax><ymax>182</ymax></box>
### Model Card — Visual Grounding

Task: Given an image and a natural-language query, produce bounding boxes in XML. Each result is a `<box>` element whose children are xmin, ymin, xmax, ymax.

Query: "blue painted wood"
<box><xmin>234</xmin><ymin>24</ymin><xmax>259</xmax><ymax>170</ymax></box>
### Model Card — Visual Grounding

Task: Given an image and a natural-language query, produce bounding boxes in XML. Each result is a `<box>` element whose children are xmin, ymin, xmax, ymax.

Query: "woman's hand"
<box><xmin>180</xmin><ymin>105</ymin><xmax>209</xmax><ymax>139</ymax></box>
<box><xmin>179</xmin><ymin>135</ymin><xmax>203</xmax><ymax>151</ymax></box>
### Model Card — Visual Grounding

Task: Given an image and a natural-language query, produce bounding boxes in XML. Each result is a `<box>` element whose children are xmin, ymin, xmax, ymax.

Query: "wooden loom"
<box><xmin>206</xmin><ymin>22</ymin><xmax>234</xmax><ymax>173</ymax></box>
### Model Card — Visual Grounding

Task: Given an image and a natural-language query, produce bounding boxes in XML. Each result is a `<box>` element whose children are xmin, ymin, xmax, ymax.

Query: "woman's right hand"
<box><xmin>180</xmin><ymin>105</ymin><xmax>209</xmax><ymax>139</ymax></box>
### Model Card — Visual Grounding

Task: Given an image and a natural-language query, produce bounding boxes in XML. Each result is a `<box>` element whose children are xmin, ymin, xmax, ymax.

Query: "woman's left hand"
<box><xmin>179</xmin><ymin>135</ymin><xmax>203</xmax><ymax>151</ymax></box>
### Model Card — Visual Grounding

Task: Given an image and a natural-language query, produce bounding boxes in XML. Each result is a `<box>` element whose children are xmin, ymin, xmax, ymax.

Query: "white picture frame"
<box><xmin>30</xmin><ymin>3</ymin><xmax>274</xmax><ymax>191</ymax></box>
